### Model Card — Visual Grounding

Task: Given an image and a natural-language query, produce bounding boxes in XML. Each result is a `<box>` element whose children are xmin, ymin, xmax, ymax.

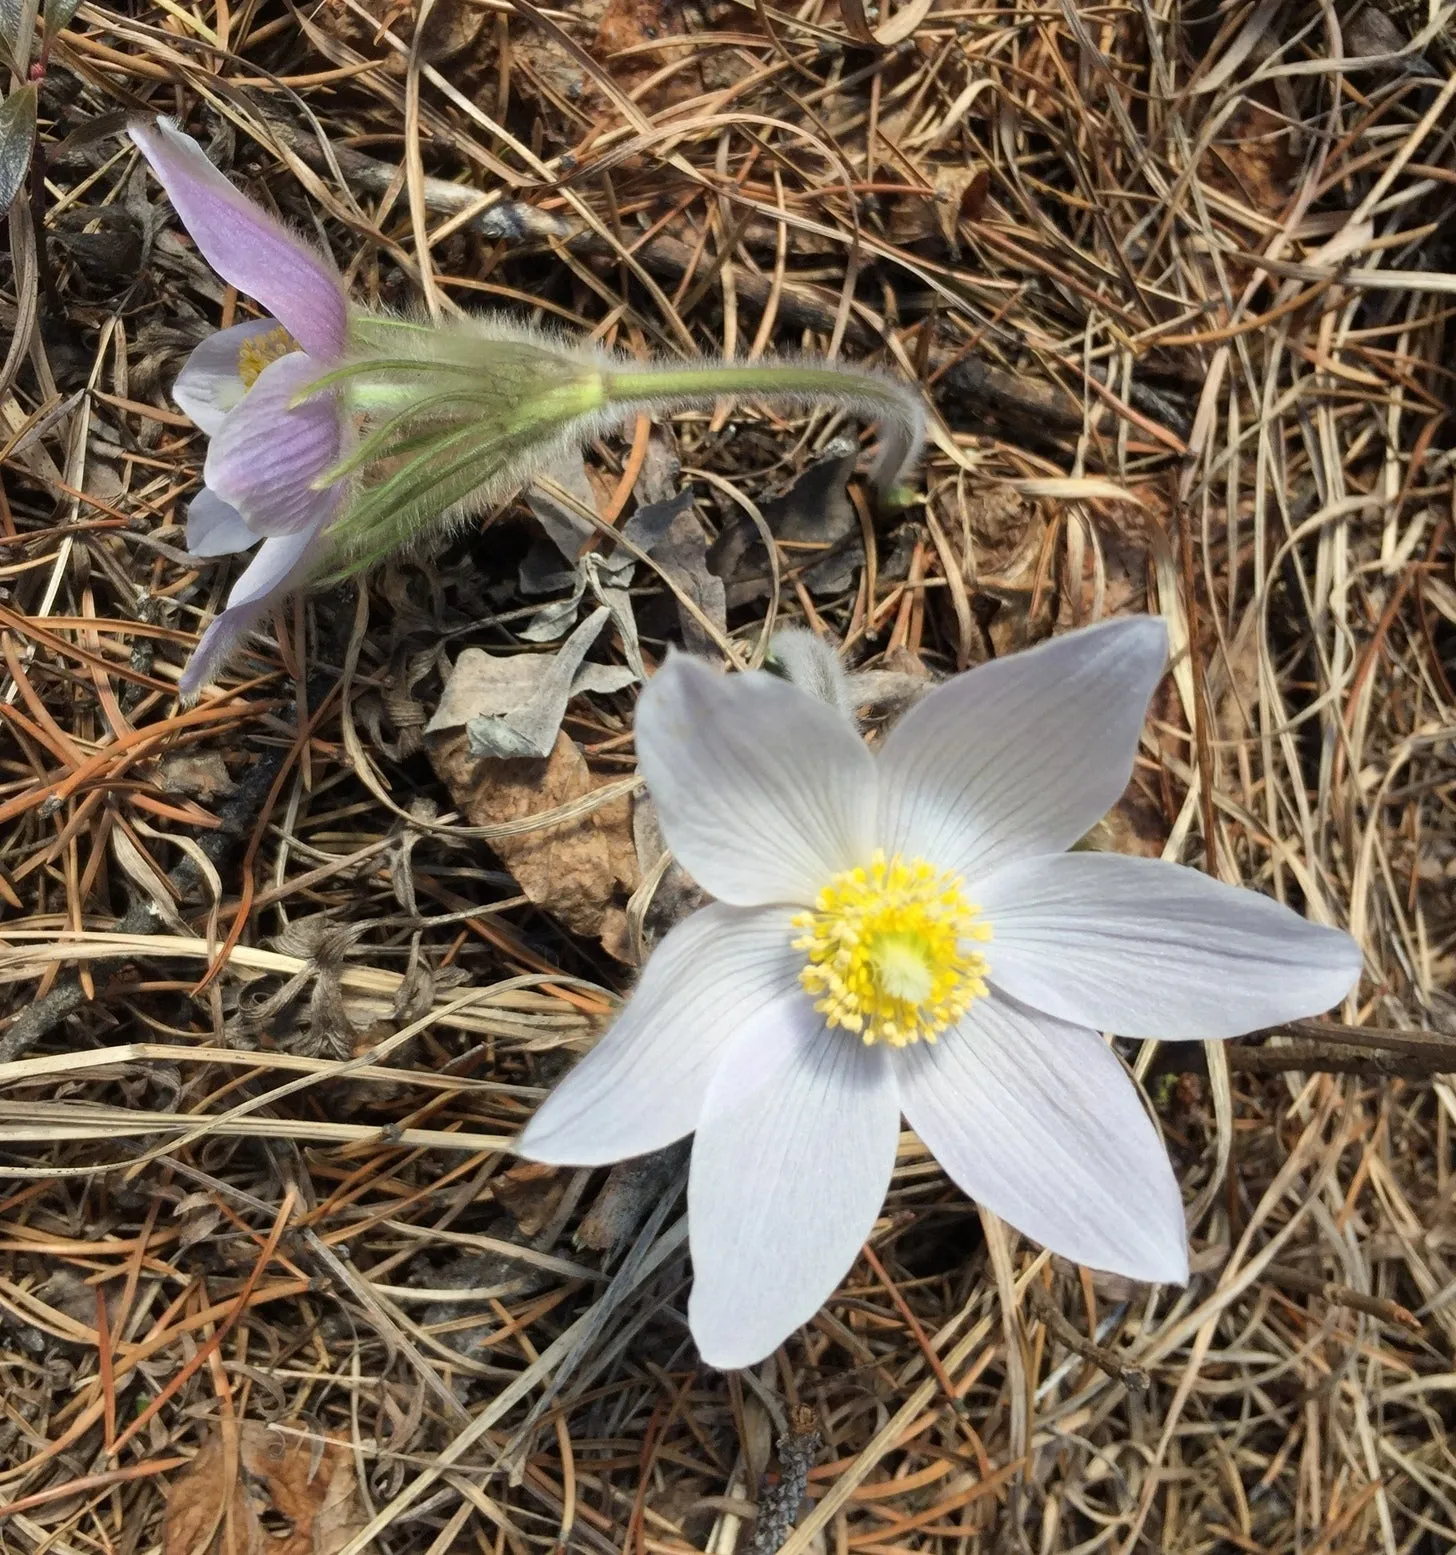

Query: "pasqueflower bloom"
<box><xmin>133</xmin><ymin>119</ymin><xmax>927</xmax><ymax>699</ymax></box>
<box><xmin>130</xmin><ymin>117</ymin><xmax>351</xmax><ymax>698</ymax></box>
<box><xmin>519</xmin><ymin>618</ymin><xmax>1362</xmax><ymax>1368</ymax></box>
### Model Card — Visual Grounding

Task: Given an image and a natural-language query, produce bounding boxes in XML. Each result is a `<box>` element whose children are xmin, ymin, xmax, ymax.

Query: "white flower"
<box><xmin>518</xmin><ymin>618</ymin><xmax>1362</xmax><ymax>1369</ymax></box>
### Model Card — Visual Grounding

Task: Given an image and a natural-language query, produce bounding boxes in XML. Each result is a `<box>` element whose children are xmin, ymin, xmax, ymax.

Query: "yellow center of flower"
<box><xmin>792</xmin><ymin>850</ymin><xmax>991</xmax><ymax>1048</ymax></box>
<box><xmin>236</xmin><ymin>325</ymin><xmax>300</xmax><ymax>389</ymax></box>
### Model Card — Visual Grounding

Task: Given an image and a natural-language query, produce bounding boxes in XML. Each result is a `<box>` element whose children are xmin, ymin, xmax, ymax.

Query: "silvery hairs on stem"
<box><xmin>316</xmin><ymin>312</ymin><xmax>928</xmax><ymax>579</ymax></box>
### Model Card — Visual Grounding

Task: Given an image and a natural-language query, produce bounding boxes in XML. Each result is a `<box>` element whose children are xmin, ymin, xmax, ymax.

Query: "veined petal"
<box><xmin>517</xmin><ymin>904</ymin><xmax>803</xmax><ymax>1166</ymax></box>
<box><xmin>878</xmin><ymin>617</ymin><xmax>1168</xmax><ymax>880</ymax></box>
<box><xmin>129</xmin><ymin>117</ymin><xmax>347</xmax><ymax>361</ymax></box>
<box><xmin>688</xmin><ymin>1019</ymin><xmax>899</xmax><ymax>1369</ymax></box>
<box><xmin>204</xmin><ymin>352</ymin><xmax>342</xmax><ymax>538</ymax></box>
<box><xmin>898</xmin><ymin>993</ymin><xmax>1188</xmax><ymax>1282</ymax></box>
<box><xmin>174</xmin><ymin>318</ymin><xmax>287</xmax><ymax>435</ymax></box>
<box><xmin>635</xmin><ymin>656</ymin><xmax>876</xmax><ymax>907</ymax></box>
<box><xmin>978</xmin><ymin>853</ymin><xmax>1362</xmax><ymax>1039</ymax></box>
<box><xmin>186</xmin><ymin>488</ymin><xmax>257</xmax><ymax>557</ymax></box>
<box><xmin>178</xmin><ymin>522</ymin><xmax>328</xmax><ymax>699</ymax></box>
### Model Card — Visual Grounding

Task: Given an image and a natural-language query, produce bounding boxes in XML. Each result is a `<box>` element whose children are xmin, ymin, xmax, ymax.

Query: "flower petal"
<box><xmin>898</xmin><ymin>993</ymin><xmax>1188</xmax><ymax>1282</ymax></box>
<box><xmin>688</xmin><ymin>1019</ymin><xmax>899</xmax><ymax>1368</ymax></box>
<box><xmin>173</xmin><ymin>318</ymin><xmax>287</xmax><ymax>435</ymax></box>
<box><xmin>978</xmin><ymin>852</ymin><xmax>1362</xmax><ymax>1039</ymax></box>
<box><xmin>878</xmin><ymin>617</ymin><xmax>1168</xmax><ymax>880</ymax></box>
<box><xmin>129</xmin><ymin>118</ymin><xmax>347</xmax><ymax>360</ymax></box>
<box><xmin>178</xmin><ymin>524</ymin><xmax>326</xmax><ymax>699</ymax></box>
<box><xmin>186</xmin><ymin>489</ymin><xmax>257</xmax><ymax>557</ymax></box>
<box><xmin>635</xmin><ymin>656</ymin><xmax>877</xmax><ymax>907</ymax></box>
<box><xmin>517</xmin><ymin>904</ymin><xmax>802</xmax><ymax>1166</ymax></box>
<box><xmin>204</xmin><ymin>352</ymin><xmax>341</xmax><ymax>537</ymax></box>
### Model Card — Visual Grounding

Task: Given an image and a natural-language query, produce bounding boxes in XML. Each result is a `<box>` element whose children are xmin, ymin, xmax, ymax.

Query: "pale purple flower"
<box><xmin>133</xmin><ymin>120</ymin><xmax>932</xmax><ymax>702</ymax></box>
<box><xmin>518</xmin><ymin>618</ymin><xmax>1363</xmax><ymax>1369</ymax></box>
<box><xmin>130</xmin><ymin>118</ymin><xmax>349</xmax><ymax>698</ymax></box>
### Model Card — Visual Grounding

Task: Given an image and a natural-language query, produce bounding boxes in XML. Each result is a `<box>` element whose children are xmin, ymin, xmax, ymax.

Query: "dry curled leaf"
<box><xmin>708</xmin><ymin>441</ymin><xmax>862</xmax><ymax>607</ymax></box>
<box><xmin>163</xmin><ymin>1431</ymin><xmax>255</xmax><ymax>1555</ymax></box>
<box><xmin>889</xmin><ymin>166</ymin><xmax>990</xmax><ymax>256</ymax></box>
<box><xmin>164</xmin><ymin>1424</ymin><xmax>365</xmax><ymax>1555</ymax></box>
<box><xmin>628</xmin><ymin>490</ymin><xmax>727</xmax><ymax>653</ymax></box>
<box><xmin>317</xmin><ymin>0</ymin><xmax>485</xmax><ymax>72</ymax></box>
<box><xmin>427</xmin><ymin>606</ymin><xmax>634</xmax><ymax>759</ymax></box>
<box><xmin>155</xmin><ymin>751</ymin><xmax>236</xmax><ymax>802</ymax></box>
<box><xmin>428</xmin><ymin>726</ymin><xmax>639</xmax><ymax>948</ymax></box>
<box><xmin>493</xmin><ymin>1159</ymin><xmax>569</xmax><ymax>1236</ymax></box>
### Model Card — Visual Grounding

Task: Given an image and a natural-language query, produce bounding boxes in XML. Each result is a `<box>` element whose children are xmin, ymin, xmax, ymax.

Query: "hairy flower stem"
<box><xmin>603</xmin><ymin>362</ymin><xmax>924</xmax><ymax>508</ymax></box>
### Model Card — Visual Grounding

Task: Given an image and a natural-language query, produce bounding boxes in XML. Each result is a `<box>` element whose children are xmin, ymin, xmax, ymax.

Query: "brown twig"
<box><xmin>1027</xmin><ymin>1284</ymin><xmax>1150</xmax><ymax>1392</ymax></box>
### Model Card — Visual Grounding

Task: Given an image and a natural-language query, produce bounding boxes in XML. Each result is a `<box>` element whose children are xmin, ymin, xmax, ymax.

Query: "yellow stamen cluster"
<box><xmin>792</xmin><ymin>850</ymin><xmax>991</xmax><ymax>1048</ymax></box>
<box><xmin>236</xmin><ymin>325</ymin><xmax>300</xmax><ymax>389</ymax></box>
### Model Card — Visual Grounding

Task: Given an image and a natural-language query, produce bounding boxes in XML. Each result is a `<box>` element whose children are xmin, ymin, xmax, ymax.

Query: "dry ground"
<box><xmin>0</xmin><ymin>1</ymin><xmax>1454</xmax><ymax>1552</ymax></box>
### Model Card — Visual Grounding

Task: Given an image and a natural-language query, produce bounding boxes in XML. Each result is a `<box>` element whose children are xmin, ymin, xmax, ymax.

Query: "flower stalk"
<box><xmin>312</xmin><ymin>315</ymin><xmax>924</xmax><ymax>578</ymax></box>
<box><xmin>600</xmin><ymin>360</ymin><xmax>923</xmax><ymax>508</ymax></box>
<box><xmin>129</xmin><ymin>117</ymin><xmax>926</xmax><ymax>694</ymax></box>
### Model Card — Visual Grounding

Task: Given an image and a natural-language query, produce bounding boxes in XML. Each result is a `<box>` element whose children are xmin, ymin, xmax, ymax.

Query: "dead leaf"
<box><xmin>933</xmin><ymin>487</ymin><xmax>1051</xmax><ymax>657</ymax></box>
<box><xmin>428</xmin><ymin>728</ymin><xmax>638</xmax><ymax>946</ymax></box>
<box><xmin>889</xmin><ymin>166</ymin><xmax>990</xmax><ymax>255</ymax></box>
<box><xmin>317</xmin><ymin>0</ymin><xmax>485</xmax><ymax>73</ymax></box>
<box><xmin>156</xmin><ymin>751</ymin><xmax>236</xmax><ymax>802</ymax></box>
<box><xmin>493</xmin><ymin>1160</ymin><xmax>568</xmax><ymax>1236</ymax></box>
<box><xmin>426</xmin><ymin>607</ymin><xmax>635</xmax><ymax>759</ymax></box>
<box><xmin>510</xmin><ymin>0</ymin><xmax>704</xmax><ymax>114</ymax></box>
<box><xmin>625</xmin><ymin>490</ymin><xmax>726</xmax><ymax>653</ymax></box>
<box><xmin>1203</xmin><ymin>93</ymin><xmax>1295</xmax><ymax>221</ymax></box>
<box><xmin>1085</xmin><ymin>786</ymin><xmax>1167</xmax><ymax>862</ymax></box>
<box><xmin>166</xmin><ymin>1424</ymin><xmax>366</xmax><ymax>1555</ymax></box>
<box><xmin>594</xmin><ymin>0</ymin><xmax>696</xmax><ymax>91</ymax></box>
<box><xmin>164</xmin><ymin>1435</ymin><xmax>254</xmax><ymax>1555</ymax></box>
<box><xmin>112</xmin><ymin>824</ymin><xmax>188</xmax><ymax>932</ymax></box>
<box><xmin>172</xmin><ymin>1190</ymin><xmax>225</xmax><ymax>1250</ymax></box>
<box><xmin>240</xmin><ymin>1424</ymin><xmax>365</xmax><ymax>1555</ymax></box>
<box><xmin>625</xmin><ymin>794</ymin><xmax>706</xmax><ymax>959</ymax></box>
<box><xmin>526</xmin><ymin>457</ymin><xmax>602</xmax><ymax>569</ymax></box>
<box><xmin>577</xmin><ymin>1140</ymin><xmax>689</xmax><ymax>1252</ymax></box>
<box><xmin>708</xmin><ymin>441</ymin><xmax>862</xmax><ymax>607</ymax></box>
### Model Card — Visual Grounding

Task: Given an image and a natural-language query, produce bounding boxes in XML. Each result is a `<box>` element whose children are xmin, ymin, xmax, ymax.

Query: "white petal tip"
<box><xmin>1077</xmin><ymin>612</ymin><xmax>1168</xmax><ymax>654</ymax></box>
<box><xmin>693</xmin><ymin>1341</ymin><xmax>770</xmax><ymax>1372</ymax></box>
<box><xmin>1103</xmin><ymin>613</ymin><xmax>1170</xmax><ymax>670</ymax></box>
<box><xmin>688</xmin><ymin>1302</ymin><xmax>787</xmax><ymax>1371</ymax></box>
<box><xmin>511</xmin><ymin>1121</ymin><xmax>616</xmax><ymax>1169</ymax></box>
<box><xmin>1077</xmin><ymin>1242</ymin><xmax>1188</xmax><ymax>1287</ymax></box>
<box><xmin>1139</xmin><ymin>1251</ymin><xmax>1190</xmax><ymax>1287</ymax></box>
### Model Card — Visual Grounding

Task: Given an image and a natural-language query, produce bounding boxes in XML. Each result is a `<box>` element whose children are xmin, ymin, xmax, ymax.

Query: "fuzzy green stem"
<box><xmin>603</xmin><ymin>362</ymin><xmax>923</xmax><ymax>508</ymax></box>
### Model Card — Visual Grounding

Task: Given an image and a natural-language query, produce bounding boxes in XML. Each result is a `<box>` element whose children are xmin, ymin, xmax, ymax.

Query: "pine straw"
<box><xmin>1</xmin><ymin>1</ymin><xmax>1454</xmax><ymax>1550</ymax></box>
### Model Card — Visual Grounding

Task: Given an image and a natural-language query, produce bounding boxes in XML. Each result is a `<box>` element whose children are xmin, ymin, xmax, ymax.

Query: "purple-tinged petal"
<box><xmin>635</xmin><ymin>655</ymin><xmax>877</xmax><ymax>908</ymax></box>
<box><xmin>186</xmin><ymin>488</ymin><xmax>257</xmax><ymax>557</ymax></box>
<box><xmin>897</xmin><ymin>993</ymin><xmax>1188</xmax><ymax>1283</ymax></box>
<box><xmin>688</xmin><ymin>1018</ymin><xmax>899</xmax><ymax>1369</ymax></box>
<box><xmin>204</xmin><ymin>352</ymin><xmax>342</xmax><ymax>537</ymax></box>
<box><xmin>977</xmin><ymin>852</ymin><xmax>1363</xmax><ymax>1039</ymax></box>
<box><xmin>517</xmin><ymin>903</ymin><xmax>802</xmax><ymax>1166</ymax></box>
<box><xmin>174</xmin><ymin>318</ymin><xmax>288</xmax><ymax>435</ymax></box>
<box><xmin>878</xmin><ymin>617</ymin><xmax>1168</xmax><ymax>881</ymax></box>
<box><xmin>129</xmin><ymin>117</ymin><xmax>347</xmax><ymax>360</ymax></box>
<box><xmin>178</xmin><ymin>523</ymin><xmax>327</xmax><ymax>699</ymax></box>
